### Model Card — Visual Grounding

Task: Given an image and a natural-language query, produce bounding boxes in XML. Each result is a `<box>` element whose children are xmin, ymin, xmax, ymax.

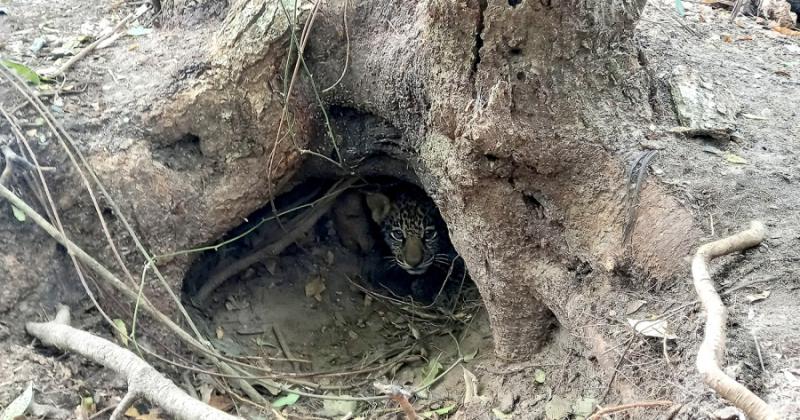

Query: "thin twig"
<box><xmin>587</xmin><ymin>400</ymin><xmax>673</xmax><ymax>419</ymax></box>
<box><xmin>50</xmin><ymin>4</ymin><xmax>151</xmax><ymax>76</ymax></box>
<box><xmin>321</xmin><ymin>0</ymin><xmax>350</xmax><ymax>93</ymax></box>
<box><xmin>599</xmin><ymin>336</ymin><xmax>635</xmax><ymax>404</ymax></box>
<box><xmin>752</xmin><ymin>330</ymin><xmax>766</xmax><ymax>373</ymax></box>
<box><xmin>108</xmin><ymin>391</ymin><xmax>136</xmax><ymax>420</ymax></box>
<box><xmin>0</xmin><ymin>183</ymin><xmax>267</xmax><ymax>404</ymax></box>
<box><xmin>1</xmin><ymin>62</ymin><xmax>209</xmax><ymax>357</ymax></box>
<box><xmin>273</xmin><ymin>326</ymin><xmax>300</xmax><ymax>372</ymax></box>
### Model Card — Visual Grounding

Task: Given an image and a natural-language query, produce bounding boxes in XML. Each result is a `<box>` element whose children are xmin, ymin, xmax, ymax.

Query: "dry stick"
<box><xmin>0</xmin><ymin>105</ymin><xmax>126</xmax><ymax>348</ymax></box>
<box><xmin>265</xmin><ymin>0</ymin><xmax>322</xmax><ymax>225</ymax></box>
<box><xmin>0</xmin><ymin>184</ymin><xmax>267</xmax><ymax>405</ymax></box>
<box><xmin>1</xmin><ymin>63</ymin><xmax>233</xmax><ymax>389</ymax></box>
<box><xmin>3</xmin><ymin>57</ymin><xmax>204</xmax><ymax>341</ymax></box>
<box><xmin>587</xmin><ymin>400</ymin><xmax>673</xmax><ymax>420</ymax></box>
<box><xmin>273</xmin><ymin>326</ymin><xmax>300</xmax><ymax>372</ymax></box>
<box><xmin>192</xmin><ymin>178</ymin><xmax>355</xmax><ymax>304</ymax></box>
<box><xmin>692</xmin><ymin>221</ymin><xmax>778</xmax><ymax>420</ymax></box>
<box><xmin>599</xmin><ymin>336</ymin><xmax>635</xmax><ymax>404</ymax></box>
<box><xmin>2</xmin><ymin>66</ymin><xmax>149</xmax><ymax>304</ymax></box>
<box><xmin>26</xmin><ymin>305</ymin><xmax>241</xmax><ymax>420</ymax></box>
<box><xmin>321</xmin><ymin>0</ymin><xmax>350</xmax><ymax>93</ymax></box>
<box><xmin>49</xmin><ymin>4</ymin><xmax>151</xmax><ymax>77</ymax></box>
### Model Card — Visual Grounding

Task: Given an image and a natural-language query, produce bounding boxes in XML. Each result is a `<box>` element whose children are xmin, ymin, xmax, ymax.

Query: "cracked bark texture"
<box><xmin>138</xmin><ymin>0</ymin><xmax>699</xmax><ymax>363</ymax></box>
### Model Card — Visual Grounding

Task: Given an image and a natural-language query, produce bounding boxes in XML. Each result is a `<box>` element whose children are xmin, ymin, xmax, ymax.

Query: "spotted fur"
<box><xmin>366</xmin><ymin>191</ymin><xmax>441</xmax><ymax>275</ymax></box>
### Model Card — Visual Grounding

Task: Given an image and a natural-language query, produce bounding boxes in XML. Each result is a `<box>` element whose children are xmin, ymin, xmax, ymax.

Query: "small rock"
<box><xmin>640</xmin><ymin>140</ymin><xmax>665</xmax><ymax>150</ymax></box>
<box><xmin>713</xmin><ymin>406</ymin><xmax>745</xmax><ymax>420</ymax></box>
<box><xmin>263</xmin><ymin>258</ymin><xmax>278</xmax><ymax>275</ymax></box>
<box><xmin>498</xmin><ymin>392</ymin><xmax>518</xmax><ymax>414</ymax></box>
<box><xmin>544</xmin><ymin>395</ymin><xmax>571</xmax><ymax>420</ymax></box>
<box><xmin>30</xmin><ymin>37</ymin><xmax>47</xmax><ymax>53</ymax></box>
<box><xmin>320</xmin><ymin>399</ymin><xmax>358</xmax><ymax>417</ymax></box>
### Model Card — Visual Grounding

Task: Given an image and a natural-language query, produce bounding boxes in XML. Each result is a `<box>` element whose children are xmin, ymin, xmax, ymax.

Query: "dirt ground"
<box><xmin>1</xmin><ymin>0</ymin><xmax>800</xmax><ymax>419</ymax></box>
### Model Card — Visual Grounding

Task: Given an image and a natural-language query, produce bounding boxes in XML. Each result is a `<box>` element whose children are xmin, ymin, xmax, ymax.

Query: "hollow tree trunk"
<box><xmin>147</xmin><ymin>0</ymin><xmax>698</xmax><ymax>364</ymax></box>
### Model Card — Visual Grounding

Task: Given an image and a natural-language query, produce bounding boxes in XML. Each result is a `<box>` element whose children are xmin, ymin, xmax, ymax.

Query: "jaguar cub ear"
<box><xmin>365</xmin><ymin>193</ymin><xmax>392</xmax><ymax>224</ymax></box>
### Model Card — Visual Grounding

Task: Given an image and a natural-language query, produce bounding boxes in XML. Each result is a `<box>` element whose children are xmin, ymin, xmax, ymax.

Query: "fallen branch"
<box><xmin>692</xmin><ymin>221</ymin><xmax>777</xmax><ymax>420</ymax></box>
<box><xmin>26</xmin><ymin>305</ymin><xmax>241</xmax><ymax>420</ymax></box>
<box><xmin>587</xmin><ymin>400</ymin><xmax>673</xmax><ymax>419</ymax></box>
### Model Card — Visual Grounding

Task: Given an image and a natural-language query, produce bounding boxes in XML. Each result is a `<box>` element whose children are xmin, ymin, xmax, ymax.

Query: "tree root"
<box><xmin>26</xmin><ymin>305</ymin><xmax>241</xmax><ymax>420</ymax></box>
<box><xmin>692</xmin><ymin>221</ymin><xmax>777</xmax><ymax>420</ymax></box>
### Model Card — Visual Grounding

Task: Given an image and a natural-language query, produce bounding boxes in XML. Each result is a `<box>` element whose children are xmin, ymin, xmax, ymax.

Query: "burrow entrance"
<box><xmin>181</xmin><ymin>175</ymin><xmax>489</xmax><ymax>416</ymax></box>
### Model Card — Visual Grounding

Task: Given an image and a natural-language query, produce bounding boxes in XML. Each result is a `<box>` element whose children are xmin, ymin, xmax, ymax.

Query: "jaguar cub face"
<box><xmin>366</xmin><ymin>192</ymin><xmax>440</xmax><ymax>275</ymax></box>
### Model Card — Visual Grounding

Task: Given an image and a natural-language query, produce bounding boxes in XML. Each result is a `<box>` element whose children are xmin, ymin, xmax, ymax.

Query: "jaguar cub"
<box><xmin>365</xmin><ymin>189</ymin><xmax>443</xmax><ymax>275</ymax></box>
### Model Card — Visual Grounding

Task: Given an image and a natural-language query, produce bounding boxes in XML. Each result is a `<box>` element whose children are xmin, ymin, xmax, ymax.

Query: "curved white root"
<box><xmin>26</xmin><ymin>305</ymin><xmax>242</xmax><ymax>420</ymax></box>
<box><xmin>693</xmin><ymin>221</ymin><xmax>777</xmax><ymax>420</ymax></box>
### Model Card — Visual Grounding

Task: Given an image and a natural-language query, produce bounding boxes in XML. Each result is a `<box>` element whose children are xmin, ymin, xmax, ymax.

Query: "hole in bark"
<box><xmin>509</xmin><ymin>47</ymin><xmax>523</xmax><ymax>56</ymax></box>
<box><xmin>101</xmin><ymin>207</ymin><xmax>115</xmax><ymax>222</ymax></box>
<box><xmin>152</xmin><ymin>133</ymin><xmax>202</xmax><ymax>171</ymax></box>
<box><xmin>508</xmin><ymin>0</ymin><xmax>522</xmax><ymax>7</ymax></box>
<box><xmin>181</xmin><ymin>176</ymin><xmax>483</xmax><ymax>392</ymax></box>
<box><xmin>516</xmin><ymin>71</ymin><xmax>526</xmax><ymax>81</ymax></box>
<box><xmin>522</xmin><ymin>191</ymin><xmax>546</xmax><ymax>219</ymax></box>
<box><xmin>485</xmin><ymin>153</ymin><xmax>499</xmax><ymax>162</ymax></box>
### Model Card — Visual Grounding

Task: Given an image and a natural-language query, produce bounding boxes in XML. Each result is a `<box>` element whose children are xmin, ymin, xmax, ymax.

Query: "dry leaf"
<box><xmin>773</xmin><ymin>27</ymin><xmax>800</xmax><ymax>37</ymax></box>
<box><xmin>625</xmin><ymin>299</ymin><xmax>647</xmax><ymax>315</ymax></box>
<box><xmin>462</xmin><ymin>367</ymin><xmax>481</xmax><ymax>404</ymax></box>
<box><xmin>544</xmin><ymin>395</ymin><xmax>572</xmax><ymax>420</ymax></box>
<box><xmin>721</xmin><ymin>34</ymin><xmax>733</xmax><ymax>43</ymax></box>
<box><xmin>215</xmin><ymin>325</ymin><xmax>224</xmax><ymax>339</ymax></box>
<box><xmin>737</xmin><ymin>35</ymin><xmax>753</xmax><ymax>41</ymax></box>
<box><xmin>745</xmin><ymin>290</ymin><xmax>771</xmax><ymax>303</ymax></box>
<box><xmin>534</xmin><ymin>369</ymin><xmax>546</xmax><ymax>384</ymax></box>
<box><xmin>199</xmin><ymin>383</ymin><xmax>214</xmax><ymax>404</ymax></box>
<box><xmin>125</xmin><ymin>405</ymin><xmax>165</xmax><ymax>420</ymax></box>
<box><xmin>1</xmin><ymin>382</ymin><xmax>33</xmax><ymax>420</ymax></box>
<box><xmin>305</xmin><ymin>276</ymin><xmax>326</xmax><ymax>301</ymax></box>
<box><xmin>724</xmin><ymin>152</ymin><xmax>747</xmax><ymax>164</ymax></box>
<box><xmin>492</xmin><ymin>408</ymin><xmax>513</xmax><ymax>419</ymax></box>
<box><xmin>628</xmin><ymin>318</ymin><xmax>677</xmax><ymax>340</ymax></box>
<box><xmin>113</xmin><ymin>319</ymin><xmax>129</xmax><ymax>347</ymax></box>
<box><xmin>208</xmin><ymin>394</ymin><xmax>234</xmax><ymax>412</ymax></box>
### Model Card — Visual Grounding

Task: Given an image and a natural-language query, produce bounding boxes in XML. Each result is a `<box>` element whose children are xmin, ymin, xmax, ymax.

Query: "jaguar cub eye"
<box><xmin>390</xmin><ymin>230</ymin><xmax>403</xmax><ymax>241</ymax></box>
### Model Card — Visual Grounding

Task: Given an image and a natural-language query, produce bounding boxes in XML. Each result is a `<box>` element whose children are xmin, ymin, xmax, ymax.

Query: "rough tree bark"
<box><xmin>139</xmin><ymin>0</ymin><xmax>698</xmax><ymax>365</ymax></box>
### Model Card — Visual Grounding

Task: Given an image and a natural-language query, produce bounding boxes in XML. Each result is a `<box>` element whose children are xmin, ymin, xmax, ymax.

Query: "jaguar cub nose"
<box><xmin>404</xmin><ymin>237</ymin><xmax>424</xmax><ymax>268</ymax></box>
